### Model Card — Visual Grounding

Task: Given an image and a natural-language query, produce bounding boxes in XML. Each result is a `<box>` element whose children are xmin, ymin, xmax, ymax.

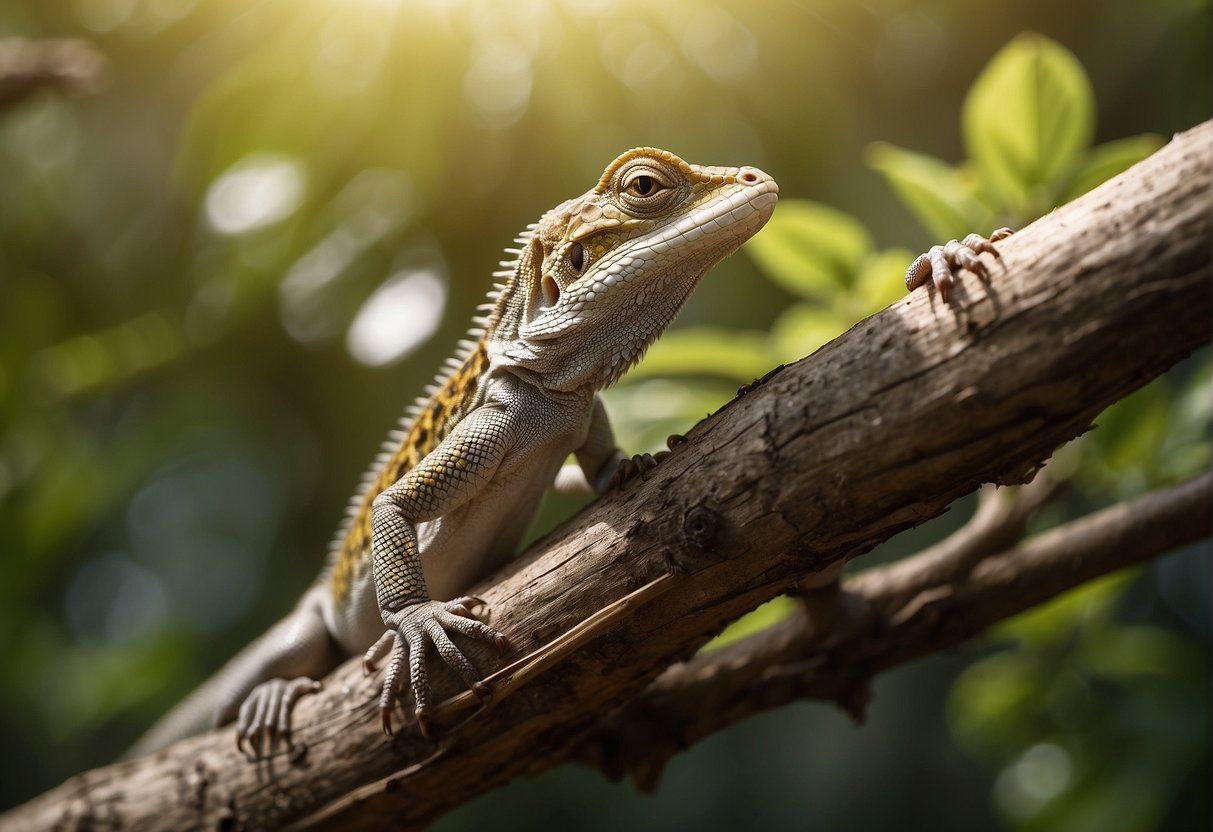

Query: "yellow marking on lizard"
<box><xmin>329</xmin><ymin>339</ymin><xmax>490</xmax><ymax>600</ymax></box>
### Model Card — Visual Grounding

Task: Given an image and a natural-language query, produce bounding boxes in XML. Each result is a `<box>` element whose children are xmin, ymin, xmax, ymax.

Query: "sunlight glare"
<box><xmin>994</xmin><ymin>742</ymin><xmax>1074</xmax><ymax>820</ymax></box>
<box><xmin>464</xmin><ymin>38</ymin><xmax>534</xmax><ymax>129</ymax></box>
<box><xmin>205</xmin><ymin>154</ymin><xmax>306</xmax><ymax>236</ymax></box>
<box><xmin>346</xmin><ymin>270</ymin><xmax>448</xmax><ymax>367</ymax></box>
<box><xmin>313</xmin><ymin>13</ymin><xmax>391</xmax><ymax>96</ymax></box>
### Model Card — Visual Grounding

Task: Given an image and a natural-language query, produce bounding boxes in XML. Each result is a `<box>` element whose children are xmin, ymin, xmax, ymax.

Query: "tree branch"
<box><xmin>4</xmin><ymin>120</ymin><xmax>1209</xmax><ymax>832</ymax></box>
<box><xmin>571</xmin><ymin>471</ymin><xmax>1212</xmax><ymax>790</ymax></box>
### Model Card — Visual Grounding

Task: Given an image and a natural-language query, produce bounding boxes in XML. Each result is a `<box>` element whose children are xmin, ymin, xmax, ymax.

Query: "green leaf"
<box><xmin>1063</xmin><ymin>134</ymin><xmax>1166</xmax><ymax>202</ymax></box>
<box><xmin>1079</xmin><ymin>625</ymin><xmax>1197</xmax><ymax>681</ymax></box>
<box><xmin>770</xmin><ymin>303</ymin><xmax>851</xmax><ymax>362</ymax></box>
<box><xmin>745</xmin><ymin>199</ymin><xmax>872</xmax><ymax>300</ymax></box>
<box><xmin>854</xmin><ymin>248</ymin><xmax>916</xmax><ymax>315</ymax></box>
<box><xmin>963</xmin><ymin>34</ymin><xmax>1095</xmax><ymax>213</ymax></box>
<box><xmin>949</xmin><ymin>651</ymin><xmax>1043</xmax><ymax>757</ymax></box>
<box><xmin>997</xmin><ymin>570</ymin><xmax>1132</xmax><ymax>647</ymax></box>
<box><xmin>601</xmin><ymin>378</ymin><xmax>739</xmax><ymax>452</ymax></box>
<box><xmin>865</xmin><ymin>143</ymin><xmax>986</xmax><ymax>241</ymax></box>
<box><xmin>703</xmin><ymin>596</ymin><xmax>797</xmax><ymax>651</ymax></box>
<box><xmin>1157</xmin><ymin>358</ymin><xmax>1212</xmax><ymax>482</ymax></box>
<box><xmin>625</xmin><ymin>326</ymin><xmax>774</xmax><ymax>383</ymax></box>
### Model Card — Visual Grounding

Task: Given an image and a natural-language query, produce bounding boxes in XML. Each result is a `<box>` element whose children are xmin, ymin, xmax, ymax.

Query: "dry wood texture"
<box><xmin>571</xmin><ymin>472</ymin><xmax>1212</xmax><ymax>789</ymax></box>
<box><xmin>4</xmin><ymin>120</ymin><xmax>1209</xmax><ymax>832</ymax></box>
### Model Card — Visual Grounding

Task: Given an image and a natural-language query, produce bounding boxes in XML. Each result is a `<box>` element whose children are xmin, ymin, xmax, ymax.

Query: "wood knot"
<box><xmin>682</xmin><ymin>505</ymin><xmax>720</xmax><ymax>551</ymax></box>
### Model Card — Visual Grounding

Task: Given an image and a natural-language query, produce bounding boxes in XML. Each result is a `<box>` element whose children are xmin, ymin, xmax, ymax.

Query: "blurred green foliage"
<box><xmin>711</xmin><ymin>33</ymin><xmax>1210</xmax><ymax>831</ymax></box>
<box><xmin>0</xmin><ymin>1</ymin><xmax>1207</xmax><ymax>829</ymax></box>
<box><xmin>870</xmin><ymin>33</ymin><xmax>1165</xmax><ymax>236</ymax></box>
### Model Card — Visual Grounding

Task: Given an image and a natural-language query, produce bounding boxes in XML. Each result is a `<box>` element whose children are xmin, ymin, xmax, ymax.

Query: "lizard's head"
<box><xmin>488</xmin><ymin>147</ymin><xmax>778</xmax><ymax>392</ymax></box>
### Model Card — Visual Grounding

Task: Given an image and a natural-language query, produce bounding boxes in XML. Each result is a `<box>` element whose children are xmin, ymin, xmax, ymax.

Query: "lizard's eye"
<box><xmin>568</xmin><ymin>241</ymin><xmax>584</xmax><ymax>273</ymax></box>
<box><xmin>624</xmin><ymin>174</ymin><xmax>663</xmax><ymax>198</ymax></box>
<box><xmin>618</xmin><ymin>164</ymin><xmax>678</xmax><ymax>215</ymax></box>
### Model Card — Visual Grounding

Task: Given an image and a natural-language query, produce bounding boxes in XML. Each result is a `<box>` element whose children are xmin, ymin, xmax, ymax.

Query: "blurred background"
<box><xmin>0</xmin><ymin>0</ymin><xmax>1208</xmax><ymax>828</ymax></box>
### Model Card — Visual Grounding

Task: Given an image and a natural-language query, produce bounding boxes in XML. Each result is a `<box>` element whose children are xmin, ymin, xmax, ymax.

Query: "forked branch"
<box><xmin>571</xmin><ymin>472</ymin><xmax>1211</xmax><ymax>790</ymax></box>
<box><xmin>3</xmin><ymin>121</ymin><xmax>1209</xmax><ymax>832</ymax></box>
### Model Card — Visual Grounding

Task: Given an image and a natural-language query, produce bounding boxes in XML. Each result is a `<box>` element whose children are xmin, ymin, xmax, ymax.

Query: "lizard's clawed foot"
<box><xmin>737</xmin><ymin>364</ymin><xmax>786</xmax><ymax>397</ymax></box>
<box><xmin>367</xmin><ymin>597</ymin><xmax>506</xmax><ymax>739</ymax></box>
<box><xmin>235</xmin><ymin>676</ymin><xmax>323</xmax><ymax>758</ymax></box>
<box><xmin>606</xmin><ymin>434</ymin><xmax>686</xmax><ymax>490</ymax></box>
<box><xmin>904</xmin><ymin>227</ymin><xmax>1014</xmax><ymax>302</ymax></box>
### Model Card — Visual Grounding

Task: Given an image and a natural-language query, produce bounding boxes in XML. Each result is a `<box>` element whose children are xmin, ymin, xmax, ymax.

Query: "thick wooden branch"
<box><xmin>4</xmin><ymin>120</ymin><xmax>1209</xmax><ymax>832</ymax></box>
<box><xmin>572</xmin><ymin>471</ymin><xmax>1213</xmax><ymax>790</ymax></box>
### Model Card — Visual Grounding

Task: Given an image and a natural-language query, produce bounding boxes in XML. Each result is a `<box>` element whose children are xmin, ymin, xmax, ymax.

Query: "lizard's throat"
<box><xmin>522</xmin><ymin>283</ymin><xmax>691</xmax><ymax>393</ymax></box>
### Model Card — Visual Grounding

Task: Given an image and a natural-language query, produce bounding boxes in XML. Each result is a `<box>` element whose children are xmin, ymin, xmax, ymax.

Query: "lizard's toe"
<box><xmin>444</xmin><ymin>595</ymin><xmax>487</xmax><ymax>618</ymax></box>
<box><xmin>376</xmin><ymin>600</ymin><xmax>506</xmax><ymax>738</ymax></box>
<box><xmin>736</xmin><ymin>365</ymin><xmax>786</xmax><ymax>397</ymax></box>
<box><xmin>363</xmin><ymin>629</ymin><xmax>395</xmax><ymax>675</ymax></box>
<box><xmin>416</xmin><ymin>707</ymin><xmax>434</xmax><ymax>741</ymax></box>
<box><xmin>905</xmin><ymin>228</ymin><xmax>1015</xmax><ymax>302</ymax></box>
<box><xmin>235</xmin><ymin>676</ymin><xmax>321</xmax><ymax>758</ymax></box>
<box><xmin>606</xmin><ymin>449</ymin><xmax>672</xmax><ymax>490</ymax></box>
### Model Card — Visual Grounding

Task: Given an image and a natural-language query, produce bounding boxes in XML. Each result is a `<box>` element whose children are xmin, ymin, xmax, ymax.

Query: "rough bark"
<box><xmin>571</xmin><ymin>472</ymin><xmax>1212</xmax><ymax>790</ymax></box>
<box><xmin>3</xmin><ymin>120</ymin><xmax>1209</xmax><ymax>832</ymax></box>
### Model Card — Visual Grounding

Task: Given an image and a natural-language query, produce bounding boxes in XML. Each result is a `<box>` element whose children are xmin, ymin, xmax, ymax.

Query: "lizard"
<box><xmin>128</xmin><ymin>146</ymin><xmax>1007</xmax><ymax>758</ymax></box>
<box><xmin>128</xmin><ymin>147</ymin><xmax>781</xmax><ymax>757</ymax></box>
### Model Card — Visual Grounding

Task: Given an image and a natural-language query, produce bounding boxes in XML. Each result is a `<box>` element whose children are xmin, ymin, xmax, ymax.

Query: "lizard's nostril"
<box><xmin>739</xmin><ymin>169</ymin><xmax>760</xmax><ymax>184</ymax></box>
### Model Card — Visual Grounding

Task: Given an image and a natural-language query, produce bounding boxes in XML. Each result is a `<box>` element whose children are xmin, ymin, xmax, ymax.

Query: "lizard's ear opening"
<box><xmin>541</xmin><ymin>273</ymin><xmax>560</xmax><ymax>306</ymax></box>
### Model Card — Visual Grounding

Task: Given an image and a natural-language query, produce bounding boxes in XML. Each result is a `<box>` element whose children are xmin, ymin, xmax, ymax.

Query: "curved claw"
<box><xmin>375</xmin><ymin>597</ymin><xmax>506</xmax><ymax>739</ymax></box>
<box><xmin>235</xmin><ymin>677</ymin><xmax>322</xmax><ymax>758</ymax></box>
<box><xmin>363</xmin><ymin>629</ymin><xmax>395</xmax><ymax>675</ymax></box>
<box><xmin>905</xmin><ymin>227</ymin><xmax>1016</xmax><ymax>302</ymax></box>
<box><xmin>445</xmin><ymin>595</ymin><xmax>487</xmax><ymax>618</ymax></box>
<box><xmin>736</xmin><ymin>364</ymin><xmax>786</xmax><ymax>397</ymax></box>
<box><xmin>606</xmin><ymin>448</ymin><xmax>672</xmax><ymax>491</ymax></box>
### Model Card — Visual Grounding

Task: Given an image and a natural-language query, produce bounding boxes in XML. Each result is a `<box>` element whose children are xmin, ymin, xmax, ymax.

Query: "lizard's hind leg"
<box><xmin>224</xmin><ymin>586</ymin><xmax>343</xmax><ymax>758</ymax></box>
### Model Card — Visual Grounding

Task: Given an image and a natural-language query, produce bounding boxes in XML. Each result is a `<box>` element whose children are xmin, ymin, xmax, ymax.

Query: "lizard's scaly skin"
<box><xmin>330</xmin><ymin>342</ymin><xmax>490</xmax><ymax>600</ymax></box>
<box><xmin>128</xmin><ymin>148</ymin><xmax>781</xmax><ymax>756</ymax></box>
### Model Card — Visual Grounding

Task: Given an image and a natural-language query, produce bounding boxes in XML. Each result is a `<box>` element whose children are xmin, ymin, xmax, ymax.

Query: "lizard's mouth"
<box><xmin>615</xmin><ymin>170</ymin><xmax>778</xmax><ymax>268</ymax></box>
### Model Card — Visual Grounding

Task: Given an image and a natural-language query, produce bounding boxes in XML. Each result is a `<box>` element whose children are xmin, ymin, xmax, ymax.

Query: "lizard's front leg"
<box><xmin>905</xmin><ymin>227</ymin><xmax>1014</xmax><ymax>300</ymax></box>
<box><xmin>366</xmin><ymin>408</ymin><xmax>512</xmax><ymax>738</ymax></box>
<box><xmin>552</xmin><ymin>395</ymin><xmax>684</xmax><ymax>496</ymax></box>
